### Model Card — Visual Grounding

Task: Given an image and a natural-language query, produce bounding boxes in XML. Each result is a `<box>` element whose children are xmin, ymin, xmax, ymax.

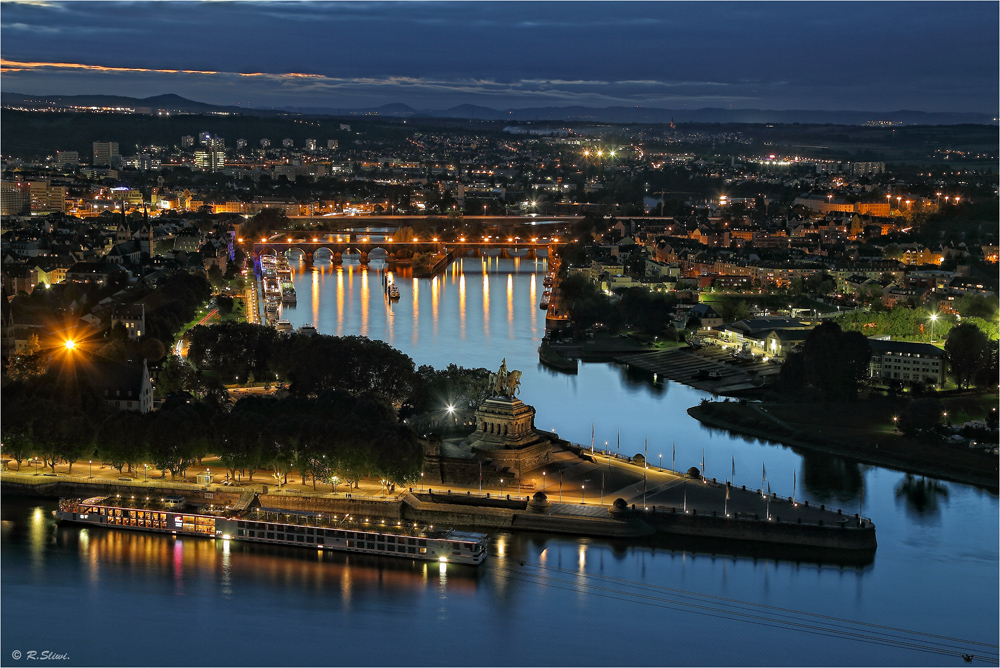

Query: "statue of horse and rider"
<box><xmin>488</xmin><ymin>358</ymin><xmax>521</xmax><ymax>398</ymax></box>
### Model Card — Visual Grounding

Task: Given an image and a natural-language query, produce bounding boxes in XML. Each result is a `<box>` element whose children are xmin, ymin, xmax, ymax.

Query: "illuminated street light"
<box><xmin>64</xmin><ymin>339</ymin><xmax>77</xmax><ymax>351</ymax></box>
<box><xmin>930</xmin><ymin>313</ymin><xmax>938</xmax><ymax>342</ymax></box>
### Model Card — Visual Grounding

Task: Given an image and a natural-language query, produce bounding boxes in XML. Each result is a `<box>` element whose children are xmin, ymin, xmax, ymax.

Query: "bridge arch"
<box><xmin>313</xmin><ymin>247</ymin><xmax>336</xmax><ymax>262</ymax></box>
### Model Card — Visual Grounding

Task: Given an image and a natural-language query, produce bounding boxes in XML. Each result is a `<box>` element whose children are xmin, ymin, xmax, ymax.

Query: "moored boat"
<box><xmin>55</xmin><ymin>495</ymin><xmax>489</xmax><ymax>565</ymax></box>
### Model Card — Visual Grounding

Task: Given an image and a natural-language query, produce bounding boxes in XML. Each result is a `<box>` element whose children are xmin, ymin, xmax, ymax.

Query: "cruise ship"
<box><xmin>56</xmin><ymin>495</ymin><xmax>489</xmax><ymax>566</ymax></box>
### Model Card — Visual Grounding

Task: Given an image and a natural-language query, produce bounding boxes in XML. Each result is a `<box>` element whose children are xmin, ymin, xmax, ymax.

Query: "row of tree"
<box><xmin>185</xmin><ymin>323</ymin><xmax>420</xmax><ymax>405</ymax></box>
<box><xmin>1</xmin><ymin>384</ymin><xmax>423</xmax><ymax>487</ymax></box>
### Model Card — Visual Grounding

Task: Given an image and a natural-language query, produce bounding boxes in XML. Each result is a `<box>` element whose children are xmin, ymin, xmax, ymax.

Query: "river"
<box><xmin>2</xmin><ymin>255</ymin><xmax>997</xmax><ymax>667</ymax></box>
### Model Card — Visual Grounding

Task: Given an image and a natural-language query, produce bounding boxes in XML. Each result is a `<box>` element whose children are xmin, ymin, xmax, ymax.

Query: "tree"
<box><xmin>207</xmin><ymin>265</ymin><xmax>227</xmax><ymax>291</ymax></box>
<box><xmin>3</xmin><ymin>334</ymin><xmax>47</xmax><ymax>382</ymax></box>
<box><xmin>792</xmin><ymin>322</ymin><xmax>872</xmax><ymax>401</ymax></box>
<box><xmin>157</xmin><ymin>354</ymin><xmax>199</xmax><ymax>397</ymax></box>
<box><xmin>945</xmin><ymin>323</ymin><xmax>988</xmax><ymax>389</ymax></box>
<box><xmin>97</xmin><ymin>412</ymin><xmax>148</xmax><ymax>475</ymax></box>
<box><xmin>719</xmin><ymin>300</ymin><xmax>751</xmax><ymax>324</ymax></box>
<box><xmin>898</xmin><ymin>398</ymin><xmax>943</xmax><ymax>437</ymax></box>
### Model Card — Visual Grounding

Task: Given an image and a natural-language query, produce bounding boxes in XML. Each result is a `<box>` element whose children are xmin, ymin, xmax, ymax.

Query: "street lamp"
<box><xmin>419</xmin><ymin>472</ymin><xmax>423</xmax><ymax>492</ymax></box>
<box><xmin>659</xmin><ymin>454</ymin><xmax>663</xmax><ymax>471</ymax></box>
<box><xmin>89</xmin><ymin>460</ymin><xmax>93</xmax><ymax>479</ymax></box>
<box><xmin>500</xmin><ymin>478</ymin><xmax>504</xmax><ymax>497</ymax></box>
<box><xmin>33</xmin><ymin>457</ymin><xmax>39</xmax><ymax>476</ymax></box>
<box><xmin>144</xmin><ymin>464</ymin><xmax>148</xmax><ymax>482</ymax></box>
<box><xmin>582</xmin><ymin>484</ymin><xmax>585</xmax><ymax>504</ymax></box>
<box><xmin>333</xmin><ymin>476</ymin><xmax>339</xmax><ymax>495</ymax></box>
<box><xmin>542</xmin><ymin>471</ymin><xmax>546</xmax><ymax>490</ymax></box>
<box><xmin>930</xmin><ymin>313</ymin><xmax>938</xmax><ymax>342</ymax></box>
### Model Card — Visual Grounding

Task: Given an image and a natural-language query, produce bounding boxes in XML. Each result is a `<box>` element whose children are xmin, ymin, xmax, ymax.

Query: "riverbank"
<box><xmin>688</xmin><ymin>402</ymin><xmax>999</xmax><ymax>490</ymax></box>
<box><xmin>1</xmin><ymin>463</ymin><xmax>877</xmax><ymax>561</ymax></box>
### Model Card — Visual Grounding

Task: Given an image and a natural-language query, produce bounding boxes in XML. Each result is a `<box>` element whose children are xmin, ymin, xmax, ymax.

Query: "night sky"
<box><xmin>1</xmin><ymin>1</ymin><xmax>997</xmax><ymax>113</ymax></box>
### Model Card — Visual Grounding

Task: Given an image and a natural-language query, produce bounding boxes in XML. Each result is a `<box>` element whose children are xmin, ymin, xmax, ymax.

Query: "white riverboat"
<box><xmin>55</xmin><ymin>496</ymin><xmax>489</xmax><ymax>566</ymax></box>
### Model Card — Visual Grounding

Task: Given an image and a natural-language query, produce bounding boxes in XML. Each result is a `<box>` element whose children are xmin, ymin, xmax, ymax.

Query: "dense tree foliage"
<box><xmin>778</xmin><ymin>322</ymin><xmax>871</xmax><ymax>401</ymax></box>
<box><xmin>406</xmin><ymin>364</ymin><xmax>491</xmax><ymax>415</ymax></box>
<box><xmin>836</xmin><ymin>307</ymin><xmax>955</xmax><ymax>343</ymax></box>
<box><xmin>945</xmin><ymin>323</ymin><xmax>990</xmax><ymax>389</ymax></box>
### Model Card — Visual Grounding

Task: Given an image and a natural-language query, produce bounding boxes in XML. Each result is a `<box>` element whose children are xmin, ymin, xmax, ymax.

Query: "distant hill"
<box><xmin>1</xmin><ymin>92</ymin><xmax>275</xmax><ymax>117</ymax></box>
<box><xmin>3</xmin><ymin>91</ymin><xmax>995</xmax><ymax>126</ymax></box>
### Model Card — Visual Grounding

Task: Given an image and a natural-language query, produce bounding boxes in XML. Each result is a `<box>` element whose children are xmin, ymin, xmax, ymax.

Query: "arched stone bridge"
<box><xmin>253</xmin><ymin>236</ymin><xmax>560</xmax><ymax>264</ymax></box>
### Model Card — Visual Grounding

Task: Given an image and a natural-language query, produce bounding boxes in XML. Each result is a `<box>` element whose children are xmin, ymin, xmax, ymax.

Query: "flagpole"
<box><xmin>591</xmin><ymin>424</ymin><xmax>595</xmax><ymax>455</ymax></box>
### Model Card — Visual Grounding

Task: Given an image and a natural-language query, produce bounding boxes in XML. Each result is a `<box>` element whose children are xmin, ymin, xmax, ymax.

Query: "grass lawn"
<box><xmin>938</xmin><ymin>392</ymin><xmax>999</xmax><ymax>425</ymax></box>
<box><xmin>219</xmin><ymin>297</ymin><xmax>247</xmax><ymax>322</ymax></box>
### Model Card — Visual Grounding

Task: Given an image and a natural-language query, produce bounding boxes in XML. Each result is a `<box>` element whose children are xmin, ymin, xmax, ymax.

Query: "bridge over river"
<box><xmin>253</xmin><ymin>236</ymin><xmax>561</xmax><ymax>264</ymax></box>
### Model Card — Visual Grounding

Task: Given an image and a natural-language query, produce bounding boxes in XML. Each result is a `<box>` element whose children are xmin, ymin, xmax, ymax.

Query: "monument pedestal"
<box><xmin>467</xmin><ymin>396</ymin><xmax>551</xmax><ymax>473</ymax></box>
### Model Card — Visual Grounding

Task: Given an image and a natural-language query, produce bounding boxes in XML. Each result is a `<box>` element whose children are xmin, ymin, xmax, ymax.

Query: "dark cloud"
<box><xmin>2</xmin><ymin>1</ymin><xmax>996</xmax><ymax>112</ymax></box>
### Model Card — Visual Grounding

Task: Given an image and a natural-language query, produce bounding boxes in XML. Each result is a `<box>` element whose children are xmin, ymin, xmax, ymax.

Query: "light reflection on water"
<box><xmin>2</xmin><ymin>254</ymin><xmax>993</xmax><ymax>665</ymax></box>
<box><xmin>0</xmin><ymin>510</ymin><xmax>974</xmax><ymax>666</ymax></box>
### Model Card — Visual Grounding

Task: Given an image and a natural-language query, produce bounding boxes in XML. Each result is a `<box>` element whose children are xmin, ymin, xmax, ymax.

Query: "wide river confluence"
<box><xmin>2</xmin><ymin>255</ymin><xmax>997</xmax><ymax>667</ymax></box>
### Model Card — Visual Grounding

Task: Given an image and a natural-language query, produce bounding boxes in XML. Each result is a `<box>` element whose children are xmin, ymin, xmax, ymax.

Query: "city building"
<box><xmin>92</xmin><ymin>141</ymin><xmax>119</xmax><ymax>167</ymax></box>
<box><xmin>868</xmin><ymin>339</ymin><xmax>946</xmax><ymax>387</ymax></box>
<box><xmin>54</xmin><ymin>151</ymin><xmax>80</xmax><ymax>169</ymax></box>
<box><xmin>111</xmin><ymin>304</ymin><xmax>146</xmax><ymax>340</ymax></box>
<box><xmin>85</xmin><ymin>358</ymin><xmax>154</xmax><ymax>413</ymax></box>
<box><xmin>1</xmin><ymin>181</ymin><xmax>30</xmax><ymax>216</ymax></box>
<box><xmin>28</xmin><ymin>180</ymin><xmax>67</xmax><ymax>213</ymax></box>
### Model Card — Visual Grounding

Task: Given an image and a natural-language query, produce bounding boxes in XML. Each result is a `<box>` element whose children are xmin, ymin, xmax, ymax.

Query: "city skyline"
<box><xmin>1</xmin><ymin>1</ymin><xmax>998</xmax><ymax>114</ymax></box>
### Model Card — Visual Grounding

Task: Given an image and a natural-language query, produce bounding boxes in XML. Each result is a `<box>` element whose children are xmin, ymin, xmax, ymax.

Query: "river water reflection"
<box><xmin>1</xmin><ymin>255</ymin><xmax>996</xmax><ymax>666</ymax></box>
